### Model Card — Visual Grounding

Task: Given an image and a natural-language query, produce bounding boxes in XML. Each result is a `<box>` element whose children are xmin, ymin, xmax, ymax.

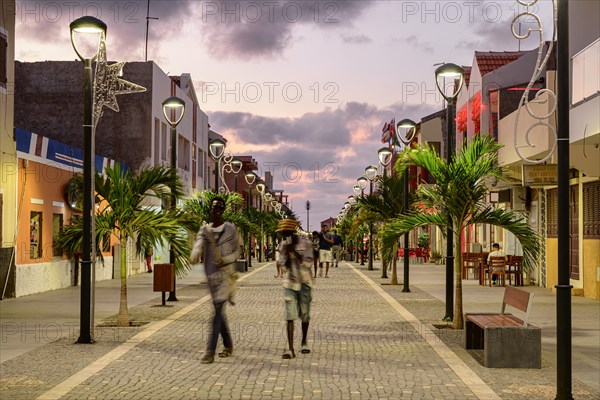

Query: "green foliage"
<box><xmin>383</xmin><ymin>135</ymin><xmax>541</xmax><ymax>328</ymax></box>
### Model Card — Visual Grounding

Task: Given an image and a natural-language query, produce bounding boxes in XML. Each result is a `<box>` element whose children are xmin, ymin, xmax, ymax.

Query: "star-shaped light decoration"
<box><xmin>93</xmin><ymin>35</ymin><xmax>146</xmax><ymax>127</ymax></box>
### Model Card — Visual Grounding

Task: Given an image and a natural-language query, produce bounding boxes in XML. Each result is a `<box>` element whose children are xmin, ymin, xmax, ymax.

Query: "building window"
<box><xmin>52</xmin><ymin>213</ymin><xmax>63</xmax><ymax>257</ymax></box>
<box><xmin>547</xmin><ymin>188</ymin><xmax>557</xmax><ymax>238</ymax></box>
<box><xmin>178</xmin><ymin>135</ymin><xmax>190</xmax><ymax>171</ymax></box>
<box><xmin>0</xmin><ymin>32</ymin><xmax>7</xmax><ymax>89</ymax></box>
<box><xmin>198</xmin><ymin>149</ymin><xmax>204</xmax><ymax>178</ymax></box>
<box><xmin>30</xmin><ymin>211</ymin><xmax>42</xmax><ymax>259</ymax></box>
<box><xmin>583</xmin><ymin>181</ymin><xmax>600</xmax><ymax>239</ymax></box>
<box><xmin>572</xmin><ymin>39</ymin><xmax>600</xmax><ymax>105</ymax></box>
<box><xmin>161</xmin><ymin>122</ymin><xmax>167</xmax><ymax>161</ymax></box>
<box><xmin>154</xmin><ymin>117</ymin><xmax>160</xmax><ymax>165</ymax></box>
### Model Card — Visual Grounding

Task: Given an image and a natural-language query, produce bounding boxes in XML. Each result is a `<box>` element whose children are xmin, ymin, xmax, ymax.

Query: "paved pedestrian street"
<box><xmin>1</xmin><ymin>262</ymin><xmax>598</xmax><ymax>400</ymax></box>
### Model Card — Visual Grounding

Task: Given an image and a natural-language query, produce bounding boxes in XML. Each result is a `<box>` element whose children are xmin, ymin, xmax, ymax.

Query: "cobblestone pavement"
<box><xmin>1</xmin><ymin>262</ymin><xmax>598</xmax><ymax>400</ymax></box>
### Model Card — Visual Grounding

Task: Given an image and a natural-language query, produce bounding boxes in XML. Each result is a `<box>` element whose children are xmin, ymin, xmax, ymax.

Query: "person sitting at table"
<box><xmin>487</xmin><ymin>243</ymin><xmax>506</xmax><ymax>286</ymax></box>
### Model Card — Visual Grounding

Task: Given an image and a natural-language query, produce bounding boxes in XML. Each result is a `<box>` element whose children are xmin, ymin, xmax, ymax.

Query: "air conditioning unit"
<box><xmin>511</xmin><ymin>187</ymin><xmax>527</xmax><ymax>211</ymax></box>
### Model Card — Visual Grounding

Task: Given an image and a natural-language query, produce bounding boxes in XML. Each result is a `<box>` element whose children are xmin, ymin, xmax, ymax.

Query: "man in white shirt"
<box><xmin>487</xmin><ymin>243</ymin><xmax>506</xmax><ymax>286</ymax></box>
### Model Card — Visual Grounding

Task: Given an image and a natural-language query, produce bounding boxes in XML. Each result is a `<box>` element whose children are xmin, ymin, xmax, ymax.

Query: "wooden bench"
<box><xmin>465</xmin><ymin>286</ymin><xmax>541</xmax><ymax>368</ymax></box>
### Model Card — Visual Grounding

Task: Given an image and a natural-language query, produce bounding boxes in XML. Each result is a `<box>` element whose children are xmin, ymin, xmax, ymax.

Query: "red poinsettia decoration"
<box><xmin>471</xmin><ymin>93</ymin><xmax>481</xmax><ymax>134</ymax></box>
<box><xmin>456</xmin><ymin>106</ymin><xmax>467</xmax><ymax>132</ymax></box>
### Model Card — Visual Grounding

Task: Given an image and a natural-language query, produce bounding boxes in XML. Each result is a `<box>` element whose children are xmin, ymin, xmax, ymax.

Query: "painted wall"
<box><xmin>0</xmin><ymin>0</ymin><xmax>17</xmax><ymax>297</ymax></box>
<box><xmin>582</xmin><ymin>240</ymin><xmax>600</xmax><ymax>300</ymax></box>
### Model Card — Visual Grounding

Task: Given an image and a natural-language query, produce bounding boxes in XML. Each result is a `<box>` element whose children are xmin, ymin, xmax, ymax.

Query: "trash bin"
<box><xmin>153</xmin><ymin>263</ymin><xmax>175</xmax><ymax>292</ymax></box>
<box><xmin>235</xmin><ymin>260</ymin><xmax>246</xmax><ymax>273</ymax></box>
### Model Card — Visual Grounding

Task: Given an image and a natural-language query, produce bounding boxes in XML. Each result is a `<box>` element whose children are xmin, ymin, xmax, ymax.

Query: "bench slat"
<box><xmin>467</xmin><ymin>313</ymin><xmax>524</xmax><ymax>328</ymax></box>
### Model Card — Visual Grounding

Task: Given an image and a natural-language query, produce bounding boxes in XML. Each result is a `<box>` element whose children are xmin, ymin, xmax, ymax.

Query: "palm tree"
<box><xmin>57</xmin><ymin>163</ymin><xmax>190</xmax><ymax>326</ymax></box>
<box><xmin>356</xmin><ymin>173</ymin><xmax>408</xmax><ymax>283</ymax></box>
<box><xmin>381</xmin><ymin>135</ymin><xmax>541</xmax><ymax>329</ymax></box>
<box><xmin>180</xmin><ymin>191</ymin><xmax>250</xmax><ymax>233</ymax></box>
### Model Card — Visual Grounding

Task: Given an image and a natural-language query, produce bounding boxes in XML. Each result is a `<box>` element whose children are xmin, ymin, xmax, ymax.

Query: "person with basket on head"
<box><xmin>276</xmin><ymin>219</ymin><xmax>314</xmax><ymax>359</ymax></box>
<box><xmin>191</xmin><ymin>197</ymin><xmax>240</xmax><ymax>364</ymax></box>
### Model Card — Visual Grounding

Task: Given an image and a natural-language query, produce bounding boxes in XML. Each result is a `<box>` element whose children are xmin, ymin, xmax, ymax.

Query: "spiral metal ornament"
<box><xmin>511</xmin><ymin>0</ymin><xmax>558</xmax><ymax>164</ymax></box>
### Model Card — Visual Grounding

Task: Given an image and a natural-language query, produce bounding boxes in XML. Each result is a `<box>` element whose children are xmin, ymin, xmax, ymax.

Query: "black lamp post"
<box><xmin>377</xmin><ymin>147</ymin><xmax>393</xmax><ymax>278</ymax></box>
<box><xmin>244</xmin><ymin>171</ymin><xmax>256</xmax><ymax>271</ymax></box>
<box><xmin>255</xmin><ymin>182</ymin><xmax>266</xmax><ymax>262</ymax></box>
<box><xmin>435</xmin><ymin>62</ymin><xmax>465</xmax><ymax>321</ymax></box>
<box><xmin>70</xmin><ymin>15</ymin><xmax>107</xmax><ymax>344</ymax></box>
<box><xmin>555</xmin><ymin>1</ymin><xmax>572</xmax><ymax>398</ymax></box>
<box><xmin>306</xmin><ymin>200</ymin><xmax>311</xmax><ymax>232</ymax></box>
<box><xmin>162</xmin><ymin>96</ymin><xmax>186</xmax><ymax>302</ymax></box>
<box><xmin>352</xmin><ymin>185</ymin><xmax>362</xmax><ymax>262</ymax></box>
<box><xmin>365</xmin><ymin>165</ymin><xmax>378</xmax><ymax>271</ymax></box>
<box><xmin>396</xmin><ymin>119</ymin><xmax>418</xmax><ymax>293</ymax></box>
<box><xmin>209</xmin><ymin>138</ymin><xmax>225</xmax><ymax>192</ymax></box>
<box><xmin>356</xmin><ymin>177</ymin><xmax>368</xmax><ymax>265</ymax></box>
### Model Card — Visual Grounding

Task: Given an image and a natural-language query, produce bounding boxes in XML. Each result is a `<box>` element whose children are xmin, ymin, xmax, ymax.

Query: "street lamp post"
<box><xmin>356</xmin><ymin>177</ymin><xmax>368</xmax><ymax>265</ymax></box>
<box><xmin>435</xmin><ymin>62</ymin><xmax>465</xmax><ymax>321</ymax></box>
<box><xmin>162</xmin><ymin>96</ymin><xmax>185</xmax><ymax>302</ymax></box>
<box><xmin>352</xmin><ymin>185</ymin><xmax>362</xmax><ymax>262</ymax></box>
<box><xmin>70</xmin><ymin>15</ymin><xmax>107</xmax><ymax>344</ymax></box>
<box><xmin>396</xmin><ymin>119</ymin><xmax>418</xmax><ymax>293</ymax></box>
<box><xmin>365</xmin><ymin>165</ymin><xmax>378</xmax><ymax>271</ymax></box>
<box><xmin>256</xmin><ymin>182</ymin><xmax>266</xmax><ymax>262</ymax></box>
<box><xmin>209</xmin><ymin>138</ymin><xmax>225</xmax><ymax>192</ymax></box>
<box><xmin>244</xmin><ymin>171</ymin><xmax>256</xmax><ymax>271</ymax></box>
<box><xmin>377</xmin><ymin>147</ymin><xmax>393</xmax><ymax>278</ymax></box>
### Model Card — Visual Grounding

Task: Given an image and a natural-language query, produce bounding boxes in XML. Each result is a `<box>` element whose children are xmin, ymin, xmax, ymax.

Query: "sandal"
<box><xmin>218</xmin><ymin>347</ymin><xmax>233</xmax><ymax>358</ymax></box>
<box><xmin>301</xmin><ymin>345</ymin><xmax>310</xmax><ymax>354</ymax></box>
<box><xmin>282</xmin><ymin>350</ymin><xmax>296</xmax><ymax>359</ymax></box>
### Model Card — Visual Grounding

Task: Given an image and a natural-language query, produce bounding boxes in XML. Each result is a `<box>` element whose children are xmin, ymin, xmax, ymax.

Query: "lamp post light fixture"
<box><xmin>435</xmin><ymin>62</ymin><xmax>464</xmax><ymax>321</ymax></box>
<box><xmin>364</xmin><ymin>165</ymin><xmax>378</xmax><ymax>271</ymax></box>
<box><xmin>377</xmin><ymin>147</ymin><xmax>393</xmax><ymax>171</ymax></box>
<box><xmin>244</xmin><ymin>171</ymin><xmax>256</xmax><ymax>271</ymax></box>
<box><xmin>70</xmin><ymin>15</ymin><xmax>107</xmax><ymax>344</ymax></box>
<box><xmin>209</xmin><ymin>138</ymin><xmax>226</xmax><ymax>192</ymax></box>
<box><xmin>396</xmin><ymin>118</ymin><xmax>418</xmax><ymax>293</ymax></box>
<box><xmin>161</xmin><ymin>96</ymin><xmax>186</xmax><ymax>302</ymax></box>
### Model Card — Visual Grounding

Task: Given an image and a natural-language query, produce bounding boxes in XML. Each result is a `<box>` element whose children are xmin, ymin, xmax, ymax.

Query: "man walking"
<box><xmin>331</xmin><ymin>229</ymin><xmax>343</xmax><ymax>267</ymax></box>
<box><xmin>318</xmin><ymin>225</ymin><xmax>334</xmax><ymax>278</ymax></box>
<box><xmin>191</xmin><ymin>197</ymin><xmax>240</xmax><ymax>364</ymax></box>
<box><xmin>276</xmin><ymin>219</ymin><xmax>314</xmax><ymax>359</ymax></box>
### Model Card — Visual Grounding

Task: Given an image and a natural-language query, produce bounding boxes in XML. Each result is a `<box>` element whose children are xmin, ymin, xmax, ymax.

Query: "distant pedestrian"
<box><xmin>276</xmin><ymin>219</ymin><xmax>314</xmax><ymax>359</ymax></box>
<box><xmin>311</xmin><ymin>231</ymin><xmax>320</xmax><ymax>278</ymax></box>
<box><xmin>318</xmin><ymin>225</ymin><xmax>334</xmax><ymax>278</ymax></box>
<box><xmin>191</xmin><ymin>197</ymin><xmax>240</xmax><ymax>364</ymax></box>
<box><xmin>331</xmin><ymin>229</ymin><xmax>343</xmax><ymax>267</ymax></box>
<box><xmin>144</xmin><ymin>247</ymin><xmax>153</xmax><ymax>273</ymax></box>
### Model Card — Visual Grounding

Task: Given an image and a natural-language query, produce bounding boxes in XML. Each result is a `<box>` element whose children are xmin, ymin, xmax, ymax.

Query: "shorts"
<box><xmin>319</xmin><ymin>249</ymin><xmax>332</xmax><ymax>263</ymax></box>
<box><xmin>284</xmin><ymin>285</ymin><xmax>312</xmax><ymax>322</ymax></box>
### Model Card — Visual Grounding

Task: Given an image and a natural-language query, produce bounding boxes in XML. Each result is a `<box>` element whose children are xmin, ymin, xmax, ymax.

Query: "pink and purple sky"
<box><xmin>15</xmin><ymin>0</ymin><xmax>552</xmax><ymax>230</ymax></box>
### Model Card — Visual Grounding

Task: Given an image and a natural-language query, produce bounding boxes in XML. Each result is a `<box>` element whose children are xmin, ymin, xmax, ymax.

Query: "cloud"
<box><xmin>208</xmin><ymin>100</ymin><xmax>437</xmax><ymax>223</ymax></box>
<box><xmin>341</xmin><ymin>34</ymin><xmax>373</xmax><ymax>44</ymax></box>
<box><xmin>455</xmin><ymin>4</ymin><xmax>552</xmax><ymax>51</ymax></box>
<box><xmin>390</xmin><ymin>35</ymin><xmax>434</xmax><ymax>53</ymax></box>
<box><xmin>195</xmin><ymin>0</ymin><xmax>374</xmax><ymax>60</ymax></box>
<box><xmin>14</xmin><ymin>0</ymin><xmax>194</xmax><ymax>60</ymax></box>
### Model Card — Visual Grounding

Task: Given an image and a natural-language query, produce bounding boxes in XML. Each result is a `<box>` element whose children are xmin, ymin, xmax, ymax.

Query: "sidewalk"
<box><xmin>0</xmin><ymin>260</ymin><xmax>598</xmax><ymax>399</ymax></box>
